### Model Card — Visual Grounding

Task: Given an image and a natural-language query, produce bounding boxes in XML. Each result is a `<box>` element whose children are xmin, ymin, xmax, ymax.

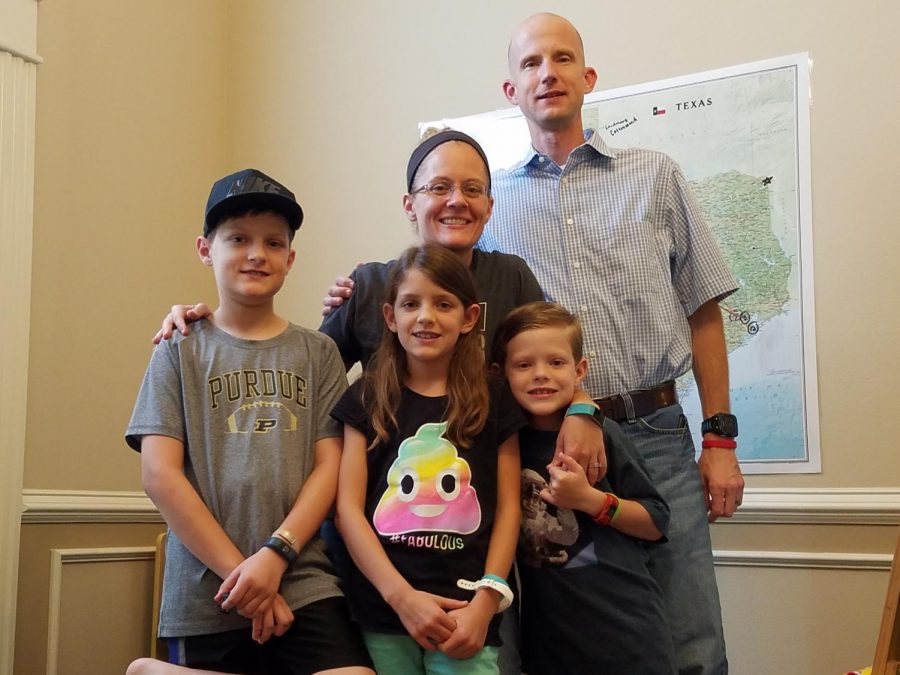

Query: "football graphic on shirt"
<box><xmin>373</xmin><ymin>422</ymin><xmax>481</xmax><ymax>535</ymax></box>
<box><xmin>225</xmin><ymin>400</ymin><xmax>298</xmax><ymax>434</ymax></box>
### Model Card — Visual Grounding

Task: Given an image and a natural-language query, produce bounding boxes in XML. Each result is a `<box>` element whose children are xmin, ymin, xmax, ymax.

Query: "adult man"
<box><xmin>479</xmin><ymin>12</ymin><xmax>744</xmax><ymax>675</ymax></box>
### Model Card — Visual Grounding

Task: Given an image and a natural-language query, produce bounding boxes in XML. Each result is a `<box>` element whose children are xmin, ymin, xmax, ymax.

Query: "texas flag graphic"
<box><xmin>653</xmin><ymin>106</ymin><xmax>666</xmax><ymax>116</ymax></box>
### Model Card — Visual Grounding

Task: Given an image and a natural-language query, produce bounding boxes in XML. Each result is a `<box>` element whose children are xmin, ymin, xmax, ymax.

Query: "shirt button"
<box><xmin>566</xmin><ymin>218</ymin><xmax>574</xmax><ymax>225</ymax></box>
<box><xmin>538</xmin><ymin>156</ymin><xmax>546</xmax><ymax>163</ymax></box>
<box><xmin>589</xmin><ymin>350</ymin><xmax>597</xmax><ymax>358</ymax></box>
<box><xmin>574</xmin><ymin>261</ymin><xmax>581</xmax><ymax>269</ymax></box>
<box><xmin>562</xmin><ymin>177</ymin><xmax>569</xmax><ymax>184</ymax></box>
<box><xmin>581</xmin><ymin>305</ymin><xmax>588</xmax><ymax>313</ymax></box>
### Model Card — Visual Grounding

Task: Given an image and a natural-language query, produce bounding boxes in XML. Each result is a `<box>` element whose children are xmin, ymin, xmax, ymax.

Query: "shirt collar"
<box><xmin>512</xmin><ymin>128</ymin><xmax>618</xmax><ymax>172</ymax></box>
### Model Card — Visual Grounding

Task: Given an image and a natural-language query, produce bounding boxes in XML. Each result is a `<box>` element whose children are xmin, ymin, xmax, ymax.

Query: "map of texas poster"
<box><xmin>424</xmin><ymin>54</ymin><xmax>819</xmax><ymax>473</ymax></box>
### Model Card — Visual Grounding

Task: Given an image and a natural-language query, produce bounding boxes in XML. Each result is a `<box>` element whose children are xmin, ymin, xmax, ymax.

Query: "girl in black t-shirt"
<box><xmin>333</xmin><ymin>244</ymin><xmax>523</xmax><ymax>675</ymax></box>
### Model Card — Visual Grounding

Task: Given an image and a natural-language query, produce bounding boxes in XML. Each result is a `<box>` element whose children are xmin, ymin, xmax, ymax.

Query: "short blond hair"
<box><xmin>492</xmin><ymin>301</ymin><xmax>584</xmax><ymax>367</ymax></box>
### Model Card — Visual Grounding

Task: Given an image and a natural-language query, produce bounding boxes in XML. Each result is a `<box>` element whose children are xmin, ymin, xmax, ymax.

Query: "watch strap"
<box><xmin>263</xmin><ymin>536</ymin><xmax>298</xmax><ymax>565</ymax></box>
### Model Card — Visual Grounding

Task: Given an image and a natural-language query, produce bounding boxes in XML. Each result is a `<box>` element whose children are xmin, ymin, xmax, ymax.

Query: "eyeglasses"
<box><xmin>410</xmin><ymin>181</ymin><xmax>488</xmax><ymax>200</ymax></box>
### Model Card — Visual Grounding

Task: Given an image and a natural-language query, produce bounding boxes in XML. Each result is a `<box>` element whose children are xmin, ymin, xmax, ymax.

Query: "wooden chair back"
<box><xmin>873</xmin><ymin>526</ymin><xmax>900</xmax><ymax>675</ymax></box>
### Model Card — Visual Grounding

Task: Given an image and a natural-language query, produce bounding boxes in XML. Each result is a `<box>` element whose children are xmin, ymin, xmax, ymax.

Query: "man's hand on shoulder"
<box><xmin>151</xmin><ymin>303</ymin><xmax>212</xmax><ymax>344</ymax></box>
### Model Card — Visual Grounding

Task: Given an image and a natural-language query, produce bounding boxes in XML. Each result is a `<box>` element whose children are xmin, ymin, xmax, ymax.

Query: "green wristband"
<box><xmin>565</xmin><ymin>402</ymin><xmax>605</xmax><ymax>427</ymax></box>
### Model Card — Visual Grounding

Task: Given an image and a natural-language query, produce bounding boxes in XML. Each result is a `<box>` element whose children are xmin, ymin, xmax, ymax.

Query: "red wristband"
<box><xmin>701</xmin><ymin>439</ymin><xmax>737</xmax><ymax>449</ymax></box>
<box><xmin>592</xmin><ymin>493</ymin><xmax>620</xmax><ymax>525</ymax></box>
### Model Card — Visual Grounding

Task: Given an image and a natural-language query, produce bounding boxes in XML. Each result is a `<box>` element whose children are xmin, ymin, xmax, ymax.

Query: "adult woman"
<box><xmin>319</xmin><ymin>130</ymin><xmax>543</xmax><ymax>369</ymax></box>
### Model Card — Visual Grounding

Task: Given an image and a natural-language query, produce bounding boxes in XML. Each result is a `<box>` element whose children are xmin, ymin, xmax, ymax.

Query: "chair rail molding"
<box><xmin>714</xmin><ymin>549</ymin><xmax>894</xmax><ymax>570</ymax></box>
<box><xmin>22</xmin><ymin>490</ymin><xmax>164</xmax><ymax>524</ymax></box>
<box><xmin>21</xmin><ymin>486</ymin><xmax>900</xmax><ymax>525</ymax></box>
<box><xmin>725</xmin><ymin>487</ymin><xmax>900</xmax><ymax>524</ymax></box>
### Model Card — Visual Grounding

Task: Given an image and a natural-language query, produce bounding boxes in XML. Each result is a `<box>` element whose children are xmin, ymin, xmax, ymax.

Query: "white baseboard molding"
<box><xmin>21</xmin><ymin>487</ymin><xmax>900</xmax><ymax>525</ymax></box>
<box><xmin>714</xmin><ymin>549</ymin><xmax>894</xmax><ymax>570</ymax></box>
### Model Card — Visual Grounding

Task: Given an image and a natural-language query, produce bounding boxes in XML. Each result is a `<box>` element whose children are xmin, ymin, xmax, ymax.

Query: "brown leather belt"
<box><xmin>594</xmin><ymin>381</ymin><xmax>678</xmax><ymax>422</ymax></box>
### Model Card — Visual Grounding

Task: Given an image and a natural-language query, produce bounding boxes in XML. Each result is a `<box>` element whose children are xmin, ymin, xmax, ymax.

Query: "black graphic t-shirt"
<box><xmin>517</xmin><ymin>423</ymin><xmax>676</xmax><ymax>674</ymax></box>
<box><xmin>331</xmin><ymin>375</ymin><xmax>524</xmax><ymax>643</ymax></box>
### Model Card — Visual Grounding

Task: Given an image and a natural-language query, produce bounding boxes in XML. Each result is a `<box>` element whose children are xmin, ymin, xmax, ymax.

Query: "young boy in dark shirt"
<box><xmin>493</xmin><ymin>301</ymin><xmax>676</xmax><ymax>675</ymax></box>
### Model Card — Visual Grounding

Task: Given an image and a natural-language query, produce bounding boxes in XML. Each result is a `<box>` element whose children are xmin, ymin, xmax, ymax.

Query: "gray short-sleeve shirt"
<box><xmin>126</xmin><ymin>320</ymin><xmax>347</xmax><ymax>637</ymax></box>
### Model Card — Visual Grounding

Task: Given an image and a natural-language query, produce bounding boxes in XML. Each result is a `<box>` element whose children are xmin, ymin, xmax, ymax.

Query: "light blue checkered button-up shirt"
<box><xmin>480</xmin><ymin>130</ymin><xmax>737</xmax><ymax>399</ymax></box>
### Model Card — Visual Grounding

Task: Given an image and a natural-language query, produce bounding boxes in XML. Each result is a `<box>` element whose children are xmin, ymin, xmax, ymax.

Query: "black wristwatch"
<box><xmin>701</xmin><ymin>413</ymin><xmax>739</xmax><ymax>438</ymax></box>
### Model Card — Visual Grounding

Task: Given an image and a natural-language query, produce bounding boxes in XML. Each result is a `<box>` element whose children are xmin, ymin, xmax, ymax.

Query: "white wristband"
<box><xmin>457</xmin><ymin>575</ymin><xmax>513</xmax><ymax>613</ymax></box>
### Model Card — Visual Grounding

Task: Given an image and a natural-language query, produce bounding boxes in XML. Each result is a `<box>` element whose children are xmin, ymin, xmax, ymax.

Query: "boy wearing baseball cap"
<box><xmin>126</xmin><ymin>169</ymin><xmax>373</xmax><ymax>674</ymax></box>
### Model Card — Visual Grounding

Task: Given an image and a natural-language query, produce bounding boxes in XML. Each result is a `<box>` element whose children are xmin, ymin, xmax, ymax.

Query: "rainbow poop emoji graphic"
<box><xmin>373</xmin><ymin>422</ymin><xmax>481</xmax><ymax>536</ymax></box>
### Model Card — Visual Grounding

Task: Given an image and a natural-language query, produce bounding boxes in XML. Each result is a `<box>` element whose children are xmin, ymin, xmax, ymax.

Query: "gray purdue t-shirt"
<box><xmin>126</xmin><ymin>319</ymin><xmax>347</xmax><ymax>637</ymax></box>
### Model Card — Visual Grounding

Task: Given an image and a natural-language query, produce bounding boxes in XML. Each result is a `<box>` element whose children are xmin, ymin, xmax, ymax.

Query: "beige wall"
<box><xmin>26</xmin><ymin>0</ymin><xmax>226</xmax><ymax>491</ymax></box>
<box><xmin>14</xmin><ymin>0</ymin><xmax>900</xmax><ymax>673</ymax></box>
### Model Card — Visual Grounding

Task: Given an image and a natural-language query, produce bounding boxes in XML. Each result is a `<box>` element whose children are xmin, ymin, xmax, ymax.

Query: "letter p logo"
<box><xmin>253</xmin><ymin>419</ymin><xmax>278</xmax><ymax>434</ymax></box>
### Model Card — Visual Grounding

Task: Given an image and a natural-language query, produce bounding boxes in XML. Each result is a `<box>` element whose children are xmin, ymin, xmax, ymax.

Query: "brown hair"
<box><xmin>362</xmin><ymin>244</ymin><xmax>488</xmax><ymax>449</ymax></box>
<box><xmin>492</xmin><ymin>301</ymin><xmax>584</xmax><ymax>367</ymax></box>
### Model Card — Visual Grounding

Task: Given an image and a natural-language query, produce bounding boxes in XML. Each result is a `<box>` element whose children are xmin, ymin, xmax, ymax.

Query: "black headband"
<box><xmin>406</xmin><ymin>130</ymin><xmax>491</xmax><ymax>193</ymax></box>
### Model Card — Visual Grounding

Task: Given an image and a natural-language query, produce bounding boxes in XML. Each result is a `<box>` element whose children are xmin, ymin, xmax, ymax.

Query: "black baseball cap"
<box><xmin>204</xmin><ymin>168</ymin><xmax>304</xmax><ymax>237</ymax></box>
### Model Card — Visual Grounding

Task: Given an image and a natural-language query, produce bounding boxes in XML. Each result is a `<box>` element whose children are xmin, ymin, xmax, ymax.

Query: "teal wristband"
<box><xmin>565</xmin><ymin>402</ymin><xmax>605</xmax><ymax>427</ymax></box>
<box><xmin>481</xmin><ymin>574</ymin><xmax>509</xmax><ymax>588</ymax></box>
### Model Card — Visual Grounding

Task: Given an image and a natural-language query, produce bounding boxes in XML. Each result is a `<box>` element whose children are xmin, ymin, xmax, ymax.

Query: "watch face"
<box><xmin>703</xmin><ymin>413</ymin><xmax>738</xmax><ymax>438</ymax></box>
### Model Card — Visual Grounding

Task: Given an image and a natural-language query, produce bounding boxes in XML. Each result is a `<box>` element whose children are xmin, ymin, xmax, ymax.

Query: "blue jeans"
<box><xmin>619</xmin><ymin>403</ymin><xmax>728</xmax><ymax>675</ymax></box>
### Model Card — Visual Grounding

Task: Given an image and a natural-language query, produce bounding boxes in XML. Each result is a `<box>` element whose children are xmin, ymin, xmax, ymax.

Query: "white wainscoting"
<box><xmin>46</xmin><ymin>547</ymin><xmax>155</xmax><ymax>675</ymax></box>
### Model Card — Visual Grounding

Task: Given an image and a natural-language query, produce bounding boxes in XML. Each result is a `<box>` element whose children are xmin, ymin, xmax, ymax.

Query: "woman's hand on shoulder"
<box><xmin>322</xmin><ymin>265</ymin><xmax>365</xmax><ymax>316</ymax></box>
<box><xmin>151</xmin><ymin>303</ymin><xmax>212</xmax><ymax>344</ymax></box>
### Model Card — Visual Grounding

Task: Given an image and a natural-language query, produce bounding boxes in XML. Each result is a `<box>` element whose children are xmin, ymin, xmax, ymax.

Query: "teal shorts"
<box><xmin>362</xmin><ymin>631</ymin><xmax>499</xmax><ymax>675</ymax></box>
